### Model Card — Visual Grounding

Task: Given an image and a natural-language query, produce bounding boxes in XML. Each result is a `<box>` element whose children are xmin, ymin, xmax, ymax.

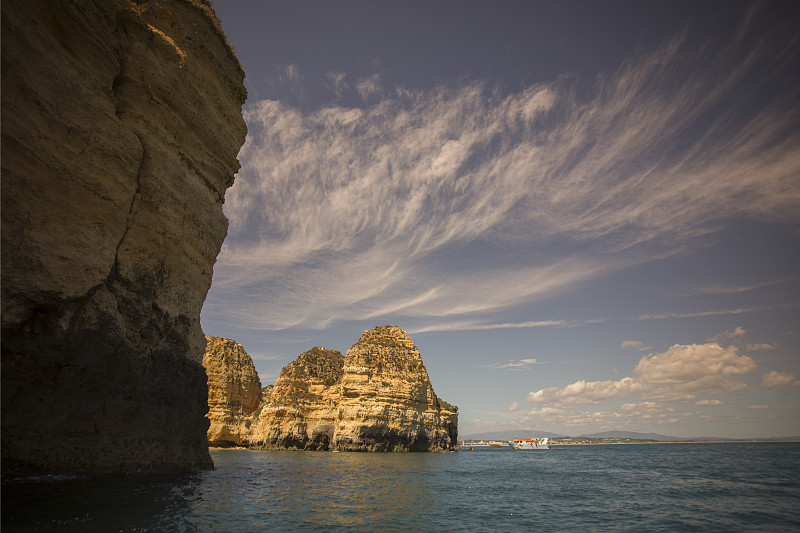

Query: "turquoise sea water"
<box><xmin>3</xmin><ymin>442</ymin><xmax>799</xmax><ymax>531</ymax></box>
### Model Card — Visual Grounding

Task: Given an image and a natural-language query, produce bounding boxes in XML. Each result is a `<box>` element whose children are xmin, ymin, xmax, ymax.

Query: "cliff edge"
<box><xmin>1</xmin><ymin>0</ymin><xmax>247</xmax><ymax>476</ymax></box>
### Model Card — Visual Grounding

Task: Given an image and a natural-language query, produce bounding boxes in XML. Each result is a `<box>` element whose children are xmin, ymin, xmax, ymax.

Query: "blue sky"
<box><xmin>202</xmin><ymin>0</ymin><xmax>800</xmax><ymax>438</ymax></box>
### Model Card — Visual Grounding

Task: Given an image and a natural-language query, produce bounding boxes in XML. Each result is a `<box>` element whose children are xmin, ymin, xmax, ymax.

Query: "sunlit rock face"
<box><xmin>211</xmin><ymin>326</ymin><xmax>458</xmax><ymax>451</ymax></box>
<box><xmin>333</xmin><ymin>326</ymin><xmax>458</xmax><ymax>452</ymax></box>
<box><xmin>204</xmin><ymin>337</ymin><xmax>262</xmax><ymax>447</ymax></box>
<box><xmin>1</xmin><ymin>0</ymin><xmax>246</xmax><ymax>476</ymax></box>
<box><xmin>251</xmin><ymin>346</ymin><xmax>345</xmax><ymax>450</ymax></box>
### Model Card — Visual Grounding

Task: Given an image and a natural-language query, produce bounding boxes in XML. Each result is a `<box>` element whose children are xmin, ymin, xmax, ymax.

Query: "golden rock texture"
<box><xmin>332</xmin><ymin>326</ymin><xmax>458</xmax><ymax>451</ymax></box>
<box><xmin>1</xmin><ymin>0</ymin><xmax>246</xmax><ymax>476</ymax></box>
<box><xmin>250</xmin><ymin>346</ymin><xmax>346</xmax><ymax>450</ymax></box>
<box><xmin>204</xmin><ymin>337</ymin><xmax>262</xmax><ymax>446</ymax></box>
<box><xmin>203</xmin><ymin>327</ymin><xmax>459</xmax><ymax>451</ymax></box>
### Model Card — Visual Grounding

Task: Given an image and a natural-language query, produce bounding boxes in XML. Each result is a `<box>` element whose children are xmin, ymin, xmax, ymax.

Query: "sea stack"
<box><xmin>204</xmin><ymin>326</ymin><xmax>459</xmax><ymax>451</ymax></box>
<box><xmin>332</xmin><ymin>326</ymin><xmax>458</xmax><ymax>451</ymax></box>
<box><xmin>251</xmin><ymin>346</ymin><xmax>346</xmax><ymax>450</ymax></box>
<box><xmin>204</xmin><ymin>337</ymin><xmax>262</xmax><ymax>447</ymax></box>
<box><xmin>1</xmin><ymin>0</ymin><xmax>247</xmax><ymax>476</ymax></box>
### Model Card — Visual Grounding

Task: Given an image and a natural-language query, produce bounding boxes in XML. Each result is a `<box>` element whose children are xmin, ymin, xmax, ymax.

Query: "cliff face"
<box><xmin>204</xmin><ymin>327</ymin><xmax>458</xmax><ymax>451</ymax></box>
<box><xmin>1</xmin><ymin>0</ymin><xmax>247</xmax><ymax>476</ymax></box>
<box><xmin>204</xmin><ymin>337</ymin><xmax>262</xmax><ymax>447</ymax></box>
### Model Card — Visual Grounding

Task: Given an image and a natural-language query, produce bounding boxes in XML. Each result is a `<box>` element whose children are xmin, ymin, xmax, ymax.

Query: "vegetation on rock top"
<box><xmin>280</xmin><ymin>346</ymin><xmax>344</xmax><ymax>385</ymax></box>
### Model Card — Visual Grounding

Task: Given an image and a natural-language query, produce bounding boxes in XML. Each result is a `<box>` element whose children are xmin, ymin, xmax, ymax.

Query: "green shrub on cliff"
<box><xmin>438</xmin><ymin>399</ymin><xmax>458</xmax><ymax>412</ymax></box>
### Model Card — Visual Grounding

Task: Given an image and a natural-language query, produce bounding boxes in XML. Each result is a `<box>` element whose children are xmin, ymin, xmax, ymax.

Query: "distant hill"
<box><xmin>461</xmin><ymin>430</ymin><xmax>567</xmax><ymax>440</ymax></box>
<box><xmin>578</xmin><ymin>430</ymin><xmax>686</xmax><ymax>441</ymax></box>
<box><xmin>577</xmin><ymin>430</ymin><xmax>734</xmax><ymax>441</ymax></box>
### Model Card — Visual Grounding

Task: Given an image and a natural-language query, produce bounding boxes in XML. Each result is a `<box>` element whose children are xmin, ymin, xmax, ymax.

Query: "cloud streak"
<box><xmin>678</xmin><ymin>276</ymin><xmax>799</xmax><ymax>296</ymax></box>
<box><xmin>634</xmin><ymin>303</ymin><xmax>800</xmax><ymax>321</ymax></box>
<box><xmin>488</xmin><ymin>358</ymin><xmax>544</xmax><ymax>371</ymax></box>
<box><xmin>205</xmin><ymin>17</ymin><xmax>800</xmax><ymax>331</ymax></box>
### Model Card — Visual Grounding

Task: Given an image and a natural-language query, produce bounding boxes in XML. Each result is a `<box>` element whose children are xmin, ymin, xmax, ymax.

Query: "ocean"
<box><xmin>3</xmin><ymin>442</ymin><xmax>799</xmax><ymax>531</ymax></box>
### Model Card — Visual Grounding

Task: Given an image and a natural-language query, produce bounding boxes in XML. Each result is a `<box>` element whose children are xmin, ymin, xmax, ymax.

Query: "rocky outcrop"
<box><xmin>1</xmin><ymin>0</ymin><xmax>246</xmax><ymax>476</ymax></box>
<box><xmin>204</xmin><ymin>337</ymin><xmax>262</xmax><ymax>447</ymax></box>
<box><xmin>203</xmin><ymin>327</ymin><xmax>458</xmax><ymax>451</ymax></box>
<box><xmin>250</xmin><ymin>346</ymin><xmax>345</xmax><ymax>450</ymax></box>
<box><xmin>332</xmin><ymin>326</ymin><xmax>458</xmax><ymax>452</ymax></box>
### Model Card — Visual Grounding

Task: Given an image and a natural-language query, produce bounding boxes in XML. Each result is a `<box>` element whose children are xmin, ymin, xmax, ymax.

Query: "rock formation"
<box><xmin>1</xmin><ymin>0</ymin><xmax>246</xmax><ymax>476</ymax></box>
<box><xmin>332</xmin><ymin>326</ymin><xmax>458</xmax><ymax>452</ymax></box>
<box><xmin>204</xmin><ymin>337</ymin><xmax>262</xmax><ymax>447</ymax></box>
<box><xmin>250</xmin><ymin>346</ymin><xmax>346</xmax><ymax>450</ymax></box>
<box><xmin>203</xmin><ymin>327</ymin><xmax>459</xmax><ymax>451</ymax></box>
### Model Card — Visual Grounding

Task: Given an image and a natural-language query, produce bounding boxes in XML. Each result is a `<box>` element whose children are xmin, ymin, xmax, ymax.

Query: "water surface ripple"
<box><xmin>3</xmin><ymin>443</ymin><xmax>799</xmax><ymax>531</ymax></box>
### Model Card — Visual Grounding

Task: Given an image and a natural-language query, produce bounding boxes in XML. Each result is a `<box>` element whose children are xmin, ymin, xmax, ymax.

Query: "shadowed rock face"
<box><xmin>204</xmin><ymin>327</ymin><xmax>459</xmax><ymax>451</ymax></box>
<box><xmin>1</xmin><ymin>0</ymin><xmax>246</xmax><ymax>476</ymax></box>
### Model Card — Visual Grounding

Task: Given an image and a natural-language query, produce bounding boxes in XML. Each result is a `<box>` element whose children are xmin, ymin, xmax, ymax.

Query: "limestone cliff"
<box><xmin>1</xmin><ymin>0</ymin><xmax>246</xmax><ymax>476</ymax></box>
<box><xmin>332</xmin><ymin>326</ymin><xmax>458</xmax><ymax>452</ymax></box>
<box><xmin>251</xmin><ymin>346</ymin><xmax>345</xmax><ymax>450</ymax></box>
<box><xmin>203</xmin><ymin>327</ymin><xmax>458</xmax><ymax>451</ymax></box>
<box><xmin>204</xmin><ymin>337</ymin><xmax>262</xmax><ymax>447</ymax></box>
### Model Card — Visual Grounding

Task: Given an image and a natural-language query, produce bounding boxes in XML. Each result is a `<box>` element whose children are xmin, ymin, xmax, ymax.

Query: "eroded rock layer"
<box><xmin>203</xmin><ymin>327</ymin><xmax>458</xmax><ymax>451</ymax></box>
<box><xmin>1</xmin><ymin>0</ymin><xmax>246</xmax><ymax>476</ymax></box>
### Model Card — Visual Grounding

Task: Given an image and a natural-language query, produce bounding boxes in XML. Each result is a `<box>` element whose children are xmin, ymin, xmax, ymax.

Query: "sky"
<box><xmin>202</xmin><ymin>0</ymin><xmax>800</xmax><ymax>438</ymax></box>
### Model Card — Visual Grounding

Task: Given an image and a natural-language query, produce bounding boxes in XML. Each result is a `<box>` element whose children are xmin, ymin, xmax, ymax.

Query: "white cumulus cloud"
<box><xmin>621</xmin><ymin>340</ymin><xmax>643</xmax><ymax>349</ymax></box>
<box><xmin>528</xmin><ymin>377</ymin><xmax>643</xmax><ymax>406</ymax></box>
<box><xmin>761</xmin><ymin>371</ymin><xmax>798</xmax><ymax>388</ymax></box>
<box><xmin>747</xmin><ymin>343</ymin><xmax>778</xmax><ymax>351</ymax></box>
<box><xmin>695</xmin><ymin>399</ymin><xmax>725</xmax><ymax>406</ymax></box>
<box><xmin>527</xmin><ymin>343</ymin><xmax>756</xmax><ymax>407</ymax></box>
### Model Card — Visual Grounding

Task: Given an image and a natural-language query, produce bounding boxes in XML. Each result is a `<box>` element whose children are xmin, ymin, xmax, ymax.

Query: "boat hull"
<box><xmin>509</xmin><ymin>438</ymin><xmax>550</xmax><ymax>450</ymax></box>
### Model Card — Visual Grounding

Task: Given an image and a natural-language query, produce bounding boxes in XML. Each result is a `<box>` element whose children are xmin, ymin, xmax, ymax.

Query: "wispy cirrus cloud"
<box><xmin>677</xmin><ymin>276</ymin><xmax>799</xmax><ymax>296</ymax></box>
<box><xmin>633</xmin><ymin>303</ymin><xmax>800</xmax><ymax>322</ymax></box>
<box><xmin>408</xmin><ymin>317</ymin><xmax>603</xmax><ymax>335</ymax></box>
<box><xmin>488</xmin><ymin>358</ymin><xmax>545</xmax><ymax>371</ymax></box>
<box><xmin>204</xmin><ymin>12</ymin><xmax>800</xmax><ymax>332</ymax></box>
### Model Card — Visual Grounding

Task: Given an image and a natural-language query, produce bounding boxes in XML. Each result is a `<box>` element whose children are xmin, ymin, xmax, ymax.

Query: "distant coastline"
<box><xmin>461</xmin><ymin>437</ymin><xmax>800</xmax><ymax>447</ymax></box>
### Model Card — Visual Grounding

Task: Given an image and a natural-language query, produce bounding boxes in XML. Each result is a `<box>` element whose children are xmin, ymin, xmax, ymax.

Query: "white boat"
<box><xmin>509</xmin><ymin>437</ymin><xmax>550</xmax><ymax>450</ymax></box>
